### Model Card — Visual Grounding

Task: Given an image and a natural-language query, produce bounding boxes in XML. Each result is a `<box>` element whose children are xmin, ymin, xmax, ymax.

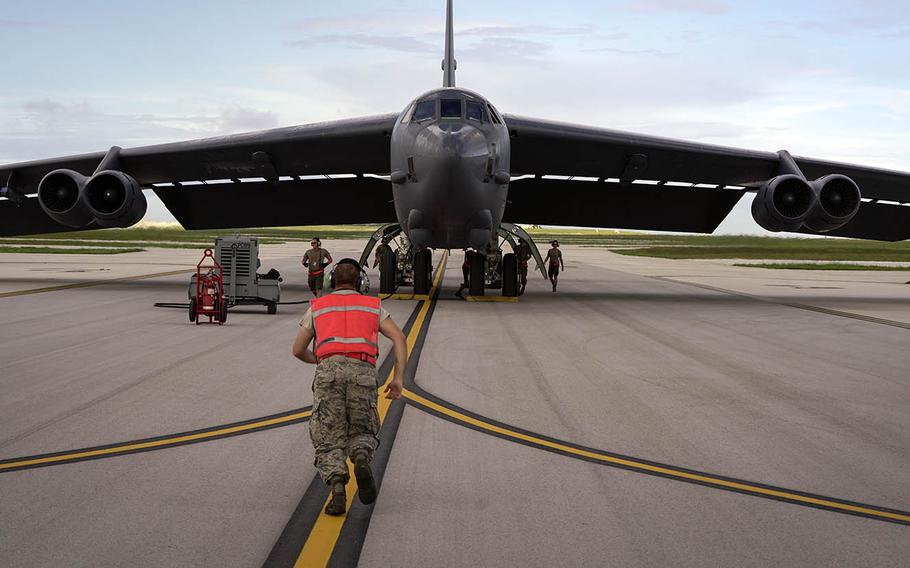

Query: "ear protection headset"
<box><xmin>329</xmin><ymin>258</ymin><xmax>369</xmax><ymax>294</ymax></box>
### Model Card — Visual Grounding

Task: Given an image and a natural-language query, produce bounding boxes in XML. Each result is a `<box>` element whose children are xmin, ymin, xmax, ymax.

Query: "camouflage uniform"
<box><xmin>309</xmin><ymin>356</ymin><xmax>381</xmax><ymax>482</ymax></box>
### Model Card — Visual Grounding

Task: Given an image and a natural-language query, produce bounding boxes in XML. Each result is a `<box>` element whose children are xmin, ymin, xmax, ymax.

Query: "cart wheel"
<box><xmin>189</xmin><ymin>298</ymin><xmax>197</xmax><ymax>322</ymax></box>
<box><xmin>219</xmin><ymin>300</ymin><xmax>228</xmax><ymax>323</ymax></box>
<box><xmin>267</xmin><ymin>301</ymin><xmax>277</xmax><ymax>315</ymax></box>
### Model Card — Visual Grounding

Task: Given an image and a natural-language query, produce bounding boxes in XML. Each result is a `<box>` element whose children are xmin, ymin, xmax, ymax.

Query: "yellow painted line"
<box><xmin>400</xmin><ymin>389</ymin><xmax>910</xmax><ymax>525</ymax></box>
<box><xmin>0</xmin><ymin>409</ymin><xmax>312</xmax><ymax>471</ymax></box>
<box><xmin>465</xmin><ymin>295</ymin><xmax>518</xmax><ymax>303</ymax></box>
<box><xmin>382</xmin><ymin>293</ymin><xmax>429</xmax><ymax>301</ymax></box>
<box><xmin>295</xmin><ymin>250</ymin><xmax>448</xmax><ymax>567</ymax></box>
<box><xmin>0</xmin><ymin>268</ymin><xmax>192</xmax><ymax>298</ymax></box>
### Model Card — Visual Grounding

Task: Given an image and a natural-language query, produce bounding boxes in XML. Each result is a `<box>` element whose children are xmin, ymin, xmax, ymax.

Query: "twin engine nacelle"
<box><xmin>751</xmin><ymin>174</ymin><xmax>861</xmax><ymax>233</ymax></box>
<box><xmin>37</xmin><ymin>169</ymin><xmax>147</xmax><ymax>229</ymax></box>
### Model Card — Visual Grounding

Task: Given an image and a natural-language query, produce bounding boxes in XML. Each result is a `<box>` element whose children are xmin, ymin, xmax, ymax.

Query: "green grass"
<box><xmin>734</xmin><ymin>263</ymin><xmax>910</xmax><ymax>271</ymax></box>
<box><xmin>609</xmin><ymin>237</ymin><xmax>910</xmax><ymax>262</ymax></box>
<box><xmin>0</xmin><ymin>246</ymin><xmax>145</xmax><ymax>254</ymax></box>
<box><xmin>22</xmin><ymin>225</ymin><xmax>381</xmax><ymax>243</ymax></box>
<box><xmin>0</xmin><ymin>238</ymin><xmax>217</xmax><ymax>249</ymax></box>
<box><xmin>14</xmin><ymin>225</ymin><xmax>910</xmax><ymax>263</ymax></box>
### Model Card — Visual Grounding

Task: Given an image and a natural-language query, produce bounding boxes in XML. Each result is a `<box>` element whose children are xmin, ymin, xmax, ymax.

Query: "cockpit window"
<box><xmin>487</xmin><ymin>104</ymin><xmax>502</xmax><ymax>125</ymax></box>
<box><xmin>440</xmin><ymin>98</ymin><xmax>462</xmax><ymax>119</ymax></box>
<box><xmin>413</xmin><ymin>99</ymin><xmax>436</xmax><ymax>121</ymax></box>
<box><xmin>466</xmin><ymin>100</ymin><xmax>486</xmax><ymax>121</ymax></box>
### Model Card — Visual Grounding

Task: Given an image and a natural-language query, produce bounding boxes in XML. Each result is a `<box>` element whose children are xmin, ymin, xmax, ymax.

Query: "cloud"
<box><xmin>287</xmin><ymin>33</ymin><xmax>436</xmax><ymax>54</ymax></box>
<box><xmin>622</xmin><ymin>0</ymin><xmax>732</xmax><ymax>15</ymax></box>
<box><xmin>0</xmin><ymin>99</ymin><xmax>280</xmax><ymax>163</ymax></box>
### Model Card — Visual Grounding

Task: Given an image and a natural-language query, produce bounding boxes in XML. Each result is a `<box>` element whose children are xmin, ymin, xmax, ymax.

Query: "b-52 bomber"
<box><xmin>2</xmin><ymin>0</ymin><xmax>909</xmax><ymax>296</ymax></box>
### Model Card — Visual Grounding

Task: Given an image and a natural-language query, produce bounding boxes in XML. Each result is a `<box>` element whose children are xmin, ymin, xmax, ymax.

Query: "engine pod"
<box><xmin>803</xmin><ymin>174</ymin><xmax>861</xmax><ymax>232</ymax></box>
<box><xmin>37</xmin><ymin>169</ymin><xmax>94</xmax><ymax>228</ymax></box>
<box><xmin>84</xmin><ymin>170</ymin><xmax>148</xmax><ymax>228</ymax></box>
<box><xmin>750</xmin><ymin>174</ymin><xmax>816</xmax><ymax>232</ymax></box>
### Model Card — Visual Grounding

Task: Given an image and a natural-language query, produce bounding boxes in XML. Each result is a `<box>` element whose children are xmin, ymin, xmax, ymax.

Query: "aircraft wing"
<box><xmin>503</xmin><ymin>115</ymin><xmax>910</xmax><ymax>241</ymax></box>
<box><xmin>0</xmin><ymin>114</ymin><xmax>399</xmax><ymax>236</ymax></box>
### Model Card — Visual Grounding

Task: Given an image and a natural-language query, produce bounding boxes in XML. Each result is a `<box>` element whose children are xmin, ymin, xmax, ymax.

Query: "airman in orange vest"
<box><xmin>292</xmin><ymin>258</ymin><xmax>408</xmax><ymax>516</ymax></box>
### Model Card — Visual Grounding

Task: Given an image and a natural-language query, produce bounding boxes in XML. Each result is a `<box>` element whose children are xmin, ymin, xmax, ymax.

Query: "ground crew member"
<box><xmin>546</xmin><ymin>240</ymin><xmax>564</xmax><ymax>292</ymax></box>
<box><xmin>302</xmin><ymin>237</ymin><xmax>333</xmax><ymax>297</ymax></box>
<box><xmin>516</xmin><ymin>241</ymin><xmax>532</xmax><ymax>295</ymax></box>
<box><xmin>455</xmin><ymin>249</ymin><xmax>471</xmax><ymax>298</ymax></box>
<box><xmin>291</xmin><ymin>259</ymin><xmax>408</xmax><ymax>516</ymax></box>
<box><xmin>372</xmin><ymin>236</ymin><xmax>393</xmax><ymax>269</ymax></box>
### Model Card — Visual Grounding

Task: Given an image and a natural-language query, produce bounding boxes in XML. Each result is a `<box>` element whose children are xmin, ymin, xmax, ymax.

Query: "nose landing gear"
<box><xmin>359</xmin><ymin>223</ymin><xmax>432</xmax><ymax>296</ymax></box>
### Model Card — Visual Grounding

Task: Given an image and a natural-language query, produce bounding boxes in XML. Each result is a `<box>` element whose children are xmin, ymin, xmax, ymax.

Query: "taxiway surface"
<box><xmin>1</xmin><ymin>242</ymin><xmax>908</xmax><ymax>567</ymax></box>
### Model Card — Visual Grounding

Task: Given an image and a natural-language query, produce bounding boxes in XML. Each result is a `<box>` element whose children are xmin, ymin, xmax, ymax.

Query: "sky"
<box><xmin>1</xmin><ymin>0</ymin><xmax>909</xmax><ymax>234</ymax></box>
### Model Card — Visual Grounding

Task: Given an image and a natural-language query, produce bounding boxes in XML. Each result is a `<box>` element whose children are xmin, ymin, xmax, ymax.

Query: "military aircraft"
<box><xmin>2</xmin><ymin>0</ymin><xmax>909</xmax><ymax>296</ymax></box>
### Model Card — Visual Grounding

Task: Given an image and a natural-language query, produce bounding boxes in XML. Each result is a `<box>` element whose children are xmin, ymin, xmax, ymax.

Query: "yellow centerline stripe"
<box><xmin>0</xmin><ymin>410</ymin><xmax>312</xmax><ymax>471</ymax></box>
<box><xmin>295</xmin><ymin>250</ymin><xmax>448</xmax><ymax>568</ymax></box>
<box><xmin>0</xmin><ymin>268</ymin><xmax>192</xmax><ymax>298</ymax></box>
<box><xmin>400</xmin><ymin>389</ymin><xmax>910</xmax><ymax>524</ymax></box>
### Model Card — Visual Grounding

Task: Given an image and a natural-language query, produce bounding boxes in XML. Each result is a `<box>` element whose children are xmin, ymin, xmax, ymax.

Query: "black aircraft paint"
<box><xmin>3</xmin><ymin>0</ymin><xmax>910</xmax><ymax>242</ymax></box>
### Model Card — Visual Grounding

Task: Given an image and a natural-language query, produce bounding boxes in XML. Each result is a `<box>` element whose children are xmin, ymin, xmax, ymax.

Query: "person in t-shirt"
<box><xmin>545</xmin><ymin>240</ymin><xmax>564</xmax><ymax>292</ymax></box>
<box><xmin>302</xmin><ymin>237</ymin><xmax>333</xmax><ymax>297</ymax></box>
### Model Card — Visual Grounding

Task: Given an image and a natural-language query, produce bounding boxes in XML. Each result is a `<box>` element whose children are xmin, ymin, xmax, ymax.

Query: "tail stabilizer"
<box><xmin>442</xmin><ymin>0</ymin><xmax>456</xmax><ymax>87</ymax></box>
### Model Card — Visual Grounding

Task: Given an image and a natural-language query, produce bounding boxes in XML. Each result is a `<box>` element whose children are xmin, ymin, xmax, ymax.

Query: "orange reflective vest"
<box><xmin>312</xmin><ymin>293</ymin><xmax>381</xmax><ymax>365</ymax></box>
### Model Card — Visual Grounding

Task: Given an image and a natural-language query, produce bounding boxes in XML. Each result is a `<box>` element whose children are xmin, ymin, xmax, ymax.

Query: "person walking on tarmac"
<box><xmin>303</xmin><ymin>237</ymin><xmax>333</xmax><ymax>297</ymax></box>
<box><xmin>455</xmin><ymin>249</ymin><xmax>471</xmax><ymax>298</ymax></box>
<box><xmin>372</xmin><ymin>235</ymin><xmax>393</xmax><ymax>269</ymax></box>
<box><xmin>546</xmin><ymin>240</ymin><xmax>565</xmax><ymax>292</ymax></box>
<box><xmin>291</xmin><ymin>259</ymin><xmax>408</xmax><ymax>516</ymax></box>
<box><xmin>516</xmin><ymin>240</ymin><xmax>532</xmax><ymax>295</ymax></box>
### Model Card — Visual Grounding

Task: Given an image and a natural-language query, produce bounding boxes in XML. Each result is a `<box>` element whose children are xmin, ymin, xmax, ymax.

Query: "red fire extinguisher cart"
<box><xmin>190</xmin><ymin>249</ymin><xmax>227</xmax><ymax>325</ymax></box>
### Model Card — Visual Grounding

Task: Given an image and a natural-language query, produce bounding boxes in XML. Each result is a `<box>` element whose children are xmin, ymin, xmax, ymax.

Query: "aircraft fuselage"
<box><xmin>390</xmin><ymin>88</ymin><xmax>511</xmax><ymax>250</ymax></box>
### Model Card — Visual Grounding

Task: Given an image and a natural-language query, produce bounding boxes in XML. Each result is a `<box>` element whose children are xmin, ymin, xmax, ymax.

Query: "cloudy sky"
<box><xmin>2</xmin><ymin>0</ymin><xmax>908</xmax><ymax>234</ymax></box>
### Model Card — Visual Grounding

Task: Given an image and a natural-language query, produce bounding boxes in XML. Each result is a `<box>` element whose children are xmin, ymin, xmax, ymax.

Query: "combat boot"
<box><xmin>324</xmin><ymin>476</ymin><xmax>346</xmax><ymax>516</ymax></box>
<box><xmin>351</xmin><ymin>449</ymin><xmax>377</xmax><ymax>505</ymax></box>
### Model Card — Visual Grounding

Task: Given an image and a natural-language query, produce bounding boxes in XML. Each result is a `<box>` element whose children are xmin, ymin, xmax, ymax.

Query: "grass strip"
<box><xmin>614</xmin><ymin>243</ymin><xmax>910</xmax><ymax>262</ymax></box>
<box><xmin>735</xmin><ymin>263</ymin><xmax>910</xmax><ymax>271</ymax></box>
<box><xmin>0</xmin><ymin>246</ymin><xmax>145</xmax><ymax>255</ymax></box>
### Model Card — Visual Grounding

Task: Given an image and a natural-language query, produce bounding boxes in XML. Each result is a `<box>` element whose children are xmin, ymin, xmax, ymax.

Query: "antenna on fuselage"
<box><xmin>442</xmin><ymin>0</ymin><xmax>456</xmax><ymax>87</ymax></box>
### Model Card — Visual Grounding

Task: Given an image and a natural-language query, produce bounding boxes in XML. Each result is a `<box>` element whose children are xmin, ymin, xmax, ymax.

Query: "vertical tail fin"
<box><xmin>442</xmin><ymin>0</ymin><xmax>456</xmax><ymax>87</ymax></box>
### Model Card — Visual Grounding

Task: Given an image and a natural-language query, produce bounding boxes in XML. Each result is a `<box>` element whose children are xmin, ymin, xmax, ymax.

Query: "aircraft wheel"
<box><xmin>267</xmin><ymin>301</ymin><xmax>277</xmax><ymax>315</ymax></box>
<box><xmin>502</xmin><ymin>253</ymin><xmax>518</xmax><ymax>297</ymax></box>
<box><xmin>413</xmin><ymin>250</ymin><xmax>431</xmax><ymax>295</ymax></box>
<box><xmin>380</xmin><ymin>247</ymin><xmax>397</xmax><ymax>294</ymax></box>
<box><xmin>189</xmin><ymin>298</ymin><xmax>197</xmax><ymax>322</ymax></box>
<box><xmin>468</xmin><ymin>251</ymin><xmax>485</xmax><ymax>296</ymax></box>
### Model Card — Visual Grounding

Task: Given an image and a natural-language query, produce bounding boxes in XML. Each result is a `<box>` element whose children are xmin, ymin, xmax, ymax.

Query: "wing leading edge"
<box><xmin>504</xmin><ymin>115</ymin><xmax>910</xmax><ymax>241</ymax></box>
<box><xmin>0</xmin><ymin>114</ymin><xmax>398</xmax><ymax>236</ymax></box>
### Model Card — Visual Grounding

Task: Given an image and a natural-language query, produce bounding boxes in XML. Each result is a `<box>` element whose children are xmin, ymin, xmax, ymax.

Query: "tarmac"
<box><xmin>1</xmin><ymin>240</ymin><xmax>908</xmax><ymax>567</ymax></box>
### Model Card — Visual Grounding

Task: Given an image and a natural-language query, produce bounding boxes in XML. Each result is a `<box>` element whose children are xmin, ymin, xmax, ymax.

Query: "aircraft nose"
<box><xmin>425</xmin><ymin>122</ymin><xmax>489</xmax><ymax>163</ymax></box>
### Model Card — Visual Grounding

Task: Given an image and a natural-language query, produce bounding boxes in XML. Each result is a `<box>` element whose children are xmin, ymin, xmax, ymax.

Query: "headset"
<box><xmin>329</xmin><ymin>258</ymin><xmax>370</xmax><ymax>294</ymax></box>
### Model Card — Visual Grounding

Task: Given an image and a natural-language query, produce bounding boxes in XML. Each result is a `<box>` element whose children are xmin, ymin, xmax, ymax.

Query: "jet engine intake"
<box><xmin>84</xmin><ymin>170</ymin><xmax>147</xmax><ymax>228</ymax></box>
<box><xmin>750</xmin><ymin>174</ymin><xmax>816</xmax><ymax>232</ymax></box>
<box><xmin>37</xmin><ymin>169</ymin><xmax>94</xmax><ymax>228</ymax></box>
<box><xmin>803</xmin><ymin>174</ymin><xmax>861</xmax><ymax>232</ymax></box>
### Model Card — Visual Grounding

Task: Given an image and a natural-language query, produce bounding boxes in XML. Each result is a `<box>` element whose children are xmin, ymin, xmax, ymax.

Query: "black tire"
<box><xmin>189</xmin><ymin>298</ymin><xmax>197</xmax><ymax>322</ymax></box>
<box><xmin>219</xmin><ymin>300</ymin><xmax>228</xmax><ymax>323</ymax></box>
<box><xmin>502</xmin><ymin>253</ymin><xmax>518</xmax><ymax>297</ymax></box>
<box><xmin>413</xmin><ymin>250</ymin><xmax>431</xmax><ymax>295</ymax></box>
<box><xmin>379</xmin><ymin>246</ymin><xmax>397</xmax><ymax>294</ymax></box>
<box><xmin>468</xmin><ymin>251</ymin><xmax>485</xmax><ymax>296</ymax></box>
<box><xmin>267</xmin><ymin>301</ymin><xmax>277</xmax><ymax>315</ymax></box>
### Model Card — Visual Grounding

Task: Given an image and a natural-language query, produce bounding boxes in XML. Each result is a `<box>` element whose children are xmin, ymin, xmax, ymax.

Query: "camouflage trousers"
<box><xmin>310</xmin><ymin>356</ymin><xmax>380</xmax><ymax>484</ymax></box>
